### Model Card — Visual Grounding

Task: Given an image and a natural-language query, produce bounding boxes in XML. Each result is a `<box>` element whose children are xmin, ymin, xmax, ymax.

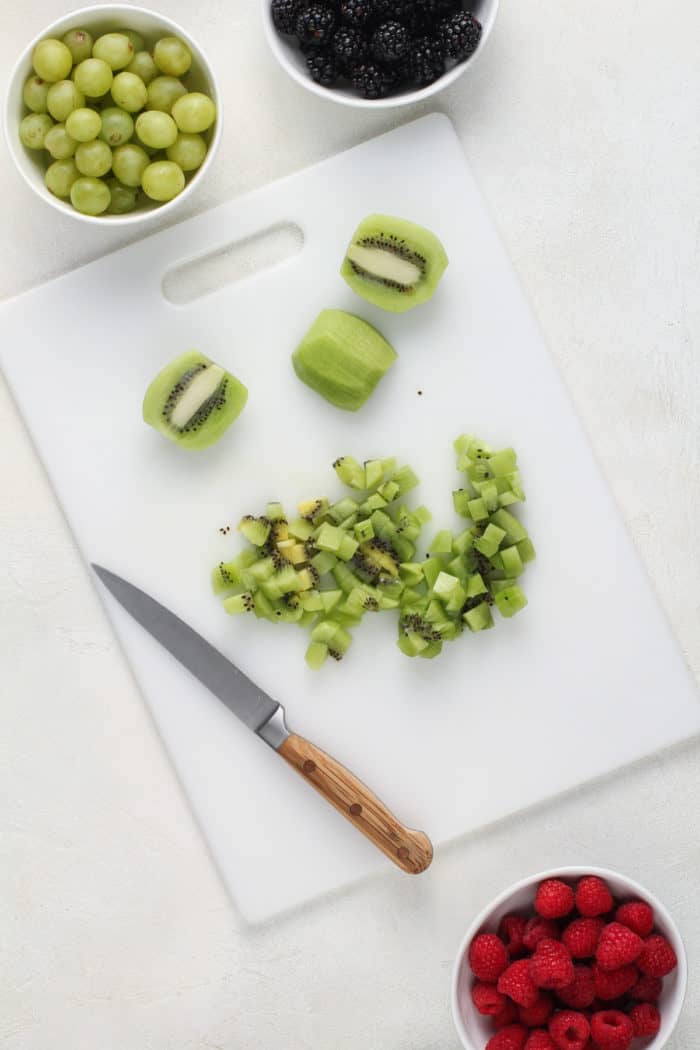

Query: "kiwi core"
<box><xmin>347</xmin><ymin>243</ymin><xmax>423</xmax><ymax>289</ymax></box>
<box><xmin>166</xmin><ymin>363</ymin><xmax>225</xmax><ymax>430</ymax></box>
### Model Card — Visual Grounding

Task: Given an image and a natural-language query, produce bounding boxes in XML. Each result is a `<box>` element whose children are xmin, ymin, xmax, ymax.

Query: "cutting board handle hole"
<box><xmin>161</xmin><ymin>222</ymin><xmax>304</xmax><ymax>305</ymax></box>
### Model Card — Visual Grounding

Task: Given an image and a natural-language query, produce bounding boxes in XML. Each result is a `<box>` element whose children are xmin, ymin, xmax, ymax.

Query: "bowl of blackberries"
<box><xmin>263</xmin><ymin>0</ymin><xmax>498</xmax><ymax>106</ymax></box>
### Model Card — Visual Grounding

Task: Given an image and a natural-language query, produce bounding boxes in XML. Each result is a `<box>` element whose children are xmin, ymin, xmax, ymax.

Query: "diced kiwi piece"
<box><xmin>360</xmin><ymin>492</ymin><xmax>388</xmax><ymax>514</ymax></box>
<box><xmin>517</xmin><ymin>537</ymin><xmax>536</xmax><ymax>563</ymax></box>
<box><xmin>393</xmin><ymin>466</ymin><xmax>420</xmax><ymax>496</ymax></box>
<box><xmin>337</xmin><ymin>533</ymin><xmax>359</xmax><ymax>562</ymax></box>
<box><xmin>378</xmin><ymin>480</ymin><xmax>400</xmax><ymax>502</ymax></box>
<box><xmin>432</xmin><ymin>572</ymin><xmax>460</xmax><ymax>600</ymax></box>
<box><xmin>452</xmin><ymin>528</ymin><xmax>475</xmax><ymax>556</ymax></box>
<box><xmin>329</xmin><ymin>497</ymin><xmax>360</xmax><ymax>523</ymax></box>
<box><xmin>392</xmin><ymin>535</ymin><xmax>415</xmax><ymax>562</ymax></box>
<box><xmin>401</xmin><ymin>586</ymin><xmax>425</xmax><ymax>607</ymax></box>
<box><xmin>292</xmin><ymin>310</ymin><xmax>397</xmax><ymax>411</ymax></box>
<box><xmin>494</xmin><ymin>585</ymin><xmax>527</xmax><ymax>617</ymax></box>
<box><xmin>252</xmin><ymin>590</ymin><xmax>275</xmax><ymax>619</ymax></box>
<box><xmin>320</xmin><ymin>589</ymin><xmax>343</xmax><ymax>612</ymax></box>
<box><xmin>463</xmin><ymin>602</ymin><xmax>494</xmax><ymax>632</ymax></box>
<box><xmin>341</xmin><ymin>214</ymin><xmax>449</xmax><ymax>313</ymax></box>
<box><xmin>423</xmin><ymin>599</ymin><xmax>445</xmax><ymax>623</ymax></box>
<box><xmin>466</xmin><ymin>573</ymin><xmax>488</xmax><ymax>598</ymax></box>
<box><xmin>223</xmin><ymin>592</ymin><xmax>255</xmax><ymax>615</ymax></box>
<box><xmin>446</xmin><ymin>555</ymin><xmax>468</xmax><ymax>579</ymax></box>
<box><xmin>266</xmin><ymin>501</ymin><xmax>286</xmax><ymax>521</ymax></box>
<box><xmin>498</xmin><ymin>490</ymin><xmax>520</xmax><ymax>507</ymax></box>
<box><xmin>296</xmin><ymin>568</ymin><xmax>318</xmax><ymax>591</ymax></box>
<box><xmin>142</xmin><ymin>350</ymin><xmax>247</xmax><ymax>450</ymax></box>
<box><xmin>369</xmin><ymin>509</ymin><xmax>394</xmax><ymax>540</ymax></box>
<box><xmin>489</xmin><ymin>579</ymin><xmax>512</xmax><ymax>595</ymax></box>
<box><xmin>480</xmin><ymin>480</ymin><xmax>500</xmax><ymax>512</ymax></box>
<box><xmin>399</xmin><ymin>562</ymin><xmax>424</xmax><ymax>586</ymax></box>
<box><xmin>416</xmin><ymin>639</ymin><xmax>443</xmax><ymax>659</ymax></box>
<box><xmin>311</xmin><ymin>550</ymin><xmax>337</xmax><ymax>575</ymax></box>
<box><xmin>488</xmin><ymin>449</ymin><xmax>517</xmax><ymax>476</ymax></box>
<box><xmin>298</xmin><ymin>497</ymin><xmax>330</xmax><ymax>522</ymax></box>
<box><xmin>414</xmin><ymin>505</ymin><xmax>432</xmax><ymax>525</ymax></box>
<box><xmin>500</xmin><ymin>545</ymin><xmax>524</xmax><ymax>578</ymax></box>
<box><xmin>453</xmin><ymin>489</ymin><xmax>471</xmax><ymax>518</ymax></box>
<box><xmin>399</xmin><ymin>631</ymin><xmax>430</xmax><ymax>655</ymax></box>
<box><xmin>315</xmin><ymin>523</ymin><xmax>344</xmax><ymax>553</ymax></box>
<box><xmin>211</xmin><ymin>560</ymin><xmax>242</xmax><ymax>594</ymax></box>
<box><xmin>354</xmin><ymin>519</ymin><xmax>375</xmax><ymax>543</ymax></box>
<box><xmin>333</xmin><ymin>455</ymin><xmax>365</xmax><ymax>489</ymax></box>
<box><xmin>238</xmin><ymin>515</ymin><xmax>271</xmax><ymax>547</ymax></box>
<box><xmin>357</xmin><ymin>539</ymin><xmax>399</xmax><ymax>578</ymax></box>
<box><xmin>444</xmin><ymin>584</ymin><xmax>467</xmax><ymax>615</ymax></box>
<box><xmin>430</xmin><ymin>530</ymin><xmax>453</xmax><ymax>555</ymax></box>
<box><xmin>299</xmin><ymin>590</ymin><xmax>324</xmax><ymax>612</ymax></box>
<box><xmin>332</xmin><ymin>562</ymin><xmax>361</xmax><ymax>594</ymax></box>
<box><xmin>474</xmin><ymin>523</ymin><xmax>507</xmax><ymax>558</ymax></box>
<box><xmin>490</xmin><ymin>508</ymin><xmax>528</xmax><ymax>544</ymax></box>
<box><xmin>422</xmin><ymin>557</ymin><xmax>443</xmax><ymax>589</ymax></box>
<box><xmin>364</xmin><ymin>459</ymin><xmax>385</xmax><ymax>490</ymax></box>
<box><xmin>247</xmin><ymin>557</ymin><xmax>275</xmax><ymax>582</ymax></box>
<box><xmin>305</xmin><ymin>640</ymin><xmax>329</xmax><ymax>670</ymax></box>
<box><xmin>375</xmin><ymin>576</ymin><xmax>404</xmax><ymax>600</ymax></box>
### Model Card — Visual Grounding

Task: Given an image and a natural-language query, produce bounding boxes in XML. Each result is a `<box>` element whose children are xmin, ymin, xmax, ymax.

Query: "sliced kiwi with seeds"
<box><xmin>143</xmin><ymin>350</ymin><xmax>247</xmax><ymax>450</ymax></box>
<box><xmin>341</xmin><ymin>214</ymin><xmax>449</xmax><ymax>314</ymax></box>
<box><xmin>292</xmin><ymin>309</ymin><xmax>397</xmax><ymax>411</ymax></box>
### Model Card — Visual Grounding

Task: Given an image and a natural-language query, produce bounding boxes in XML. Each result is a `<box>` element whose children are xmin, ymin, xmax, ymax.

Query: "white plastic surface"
<box><xmin>1</xmin><ymin>115</ymin><xmax>698</xmax><ymax>924</ymax></box>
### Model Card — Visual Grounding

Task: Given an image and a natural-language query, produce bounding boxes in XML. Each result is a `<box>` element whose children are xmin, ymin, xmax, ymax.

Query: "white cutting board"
<box><xmin>2</xmin><ymin>115</ymin><xmax>698</xmax><ymax>923</ymax></box>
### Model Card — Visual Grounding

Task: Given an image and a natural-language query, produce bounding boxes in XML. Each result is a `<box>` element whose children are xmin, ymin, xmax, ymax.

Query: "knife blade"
<box><xmin>93</xmin><ymin>565</ymin><xmax>433</xmax><ymax>875</ymax></box>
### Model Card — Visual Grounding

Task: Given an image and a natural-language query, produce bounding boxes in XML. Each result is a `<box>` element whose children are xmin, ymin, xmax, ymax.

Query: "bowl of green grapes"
<box><xmin>5</xmin><ymin>4</ymin><xmax>221</xmax><ymax>222</ymax></box>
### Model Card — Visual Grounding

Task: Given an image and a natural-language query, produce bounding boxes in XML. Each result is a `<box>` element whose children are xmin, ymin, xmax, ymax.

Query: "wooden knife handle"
<box><xmin>278</xmin><ymin>733</ymin><xmax>433</xmax><ymax>875</ymax></box>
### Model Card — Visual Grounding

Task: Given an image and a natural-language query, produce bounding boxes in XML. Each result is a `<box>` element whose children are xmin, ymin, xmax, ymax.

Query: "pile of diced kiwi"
<box><xmin>213</xmin><ymin>435</ymin><xmax>534</xmax><ymax>668</ymax></box>
<box><xmin>20</xmin><ymin>28</ymin><xmax>216</xmax><ymax>215</ymax></box>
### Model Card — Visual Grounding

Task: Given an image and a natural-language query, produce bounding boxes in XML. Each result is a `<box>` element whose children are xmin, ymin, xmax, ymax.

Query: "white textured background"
<box><xmin>1</xmin><ymin>1</ymin><xmax>699</xmax><ymax>1048</ymax></box>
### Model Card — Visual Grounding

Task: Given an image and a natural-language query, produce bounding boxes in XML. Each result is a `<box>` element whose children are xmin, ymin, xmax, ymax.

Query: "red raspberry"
<box><xmin>629</xmin><ymin>1002</ymin><xmax>661</xmax><ymax>1037</ymax></box>
<box><xmin>638</xmin><ymin>933</ymin><xmax>678</xmax><ymax>977</ymax></box>
<box><xmin>589</xmin><ymin>1010</ymin><xmax>634</xmax><ymax>1050</ymax></box>
<box><xmin>575</xmin><ymin>876</ymin><xmax>614</xmax><ymax>918</ymax></box>
<box><xmin>525</xmin><ymin>1033</ymin><xmax>556</xmax><ymax>1050</ymax></box>
<box><xmin>615</xmin><ymin>900</ymin><xmax>654</xmax><ymax>938</ymax></box>
<box><xmin>486</xmin><ymin>1024</ymin><xmax>529</xmax><ymax>1050</ymax></box>
<box><xmin>535</xmin><ymin>880</ymin><xmax>575</xmax><ymax>920</ymax></box>
<box><xmin>629</xmin><ymin>974</ymin><xmax>663</xmax><ymax>1002</ymax></box>
<box><xmin>549</xmin><ymin>1010</ymin><xmax>590</xmax><ymax>1050</ymax></box>
<box><xmin>530</xmin><ymin>939</ymin><xmax>575</xmax><ymax>990</ymax></box>
<box><xmin>494</xmin><ymin>999</ymin><xmax>520</xmax><ymax>1029</ymax></box>
<box><xmin>498</xmin><ymin>959</ymin><xmax>540</xmax><ymax>1007</ymax></box>
<box><xmin>524</xmin><ymin>917</ymin><xmax>561</xmax><ymax>952</ymax></box>
<box><xmin>472</xmin><ymin>981</ymin><xmax>506</xmax><ymax>1015</ymax></box>
<box><xmin>562</xmin><ymin>919</ymin><xmax>604</xmax><ymax>959</ymax></box>
<box><xmin>469</xmin><ymin>933</ymin><xmax>509</xmax><ymax>982</ymax></box>
<box><xmin>557</xmin><ymin>965</ymin><xmax>596</xmax><ymax>1009</ymax></box>
<box><xmin>592</xmin><ymin>962</ymin><xmax>638</xmax><ymax>1000</ymax></box>
<box><xmin>519</xmin><ymin>992</ymin><xmax>554</xmax><ymax>1027</ymax></box>
<box><xmin>499</xmin><ymin>914</ymin><xmax>528</xmax><ymax>956</ymax></box>
<box><xmin>595</xmin><ymin>923</ymin><xmax>644</xmax><ymax>970</ymax></box>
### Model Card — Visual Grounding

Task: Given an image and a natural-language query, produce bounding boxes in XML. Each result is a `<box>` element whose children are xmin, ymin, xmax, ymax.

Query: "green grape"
<box><xmin>118</xmin><ymin>29</ymin><xmax>145</xmax><ymax>53</ymax></box>
<box><xmin>146</xmin><ymin>75</ymin><xmax>186</xmax><ymax>114</ymax></box>
<box><xmin>92</xmin><ymin>33</ymin><xmax>134</xmax><ymax>71</ymax></box>
<box><xmin>65</xmin><ymin>107</ymin><xmax>102</xmax><ymax>142</ymax></box>
<box><xmin>44</xmin><ymin>123</ymin><xmax>78</xmax><ymax>160</ymax></box>
<box><xmin>19</xmin><ymin>112</ymin><xmax>53</xmax><ymax>150</ymax></box>
<box><xmin>99</xmin><ymin>106</ymin><xmax>134</xmax><ymax>146</ymax></box>
<box><xmin>70</xmin><ymin>176</ymin><xmax>110</xmax><ymax>215</ymax></box>
<box><xmin>23</xmin><ymin>75</ymin><xmax>50</xmax><ymax>113</ymax></box>
<box><xmin>45</xmin><ymin>158</ymin><xmax>79</xmax><ymax>198</ymax></box>
<box><xmin>126</xmin><ymin>50</ymin><xmax>158</xmax><ymax>86</ymax></box>
<box><xmin>75</xmin><ymin>139</ymin><xmax>112</xmax><ymax>177</ymax></box>
<box><xmin>153</xmin><ymin>35</ymin><xmax>192</xmax><ymax>77</ymax></box>
<box><xmin>141</xmin><ymin>160</ymin><xmax>185</xmax><ymax>201</ymax></box>
<box><xmin>171</xmin><ymin>92</ymin><xmax>216</xmax><ymax>134</ymax></box>
<box><xmin>111</xmin><ymin>71</ymin><xmax>148</xmax><ymax>112</ymax></box>
<box><xmin>73</xmin><ymin>58</ymin><xmax>113</xmax><ymax>97</ymax></box>
<box><xmin>32</xmin><ymin>39</ymin><xmax>73</xmax><ymax>82</ymax></box>
<box><xmin>46</xmin><ymin>80</ymin><xmax>85</xmax><ymax>122</ymax></box>
<box><xmin>135</xmin><ymin>110</ymin><xmax>177</xmax><ymax>149</ymax></box>
<box><xmin>106</xmin><ymin>177</ymin><xmax>138</xmax><ymax>214</ymax></box>
<box><xmin>111</xmin><ymin>142</ymin><xmax>150</xmax><ymax>187</ymax></box>
<box><xmin>62</xmin><ymin>28</ymin><xmax>94</xmax><ymax>65</ymax></box>
<box><xmin>166</xmin><ymin>132</ymin><xmax>206</xmax><ymax>172</ymax></box>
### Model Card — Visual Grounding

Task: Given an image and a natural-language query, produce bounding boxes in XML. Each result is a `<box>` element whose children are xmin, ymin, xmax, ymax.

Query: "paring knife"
<box><xmin>93</xmin><ymin>565</ymin><xmax>433</xmax><ymax>875</ymax></box>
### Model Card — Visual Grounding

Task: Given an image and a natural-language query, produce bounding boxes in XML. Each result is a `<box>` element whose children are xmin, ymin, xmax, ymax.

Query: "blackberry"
<box><xmin>371</xmin><ymin>20</ymin><xmax>410</xmax><ymax>63</ymax></box>
<box><xmin>296</xmin><ymin>4</ymin><xmax>337</xmax><ymax>48</ymax></box>
<box><xmin>406</xmin><ymin>35</ymin><xmax>444</xmax><ymax>85</ymax></box>
<box><xmin>332</xmin><ymin>25</ymin><xmax>368</xmax><ymax>69</ymax></box>
<box><xmin>271</xmin><ymin>0</ymin><xmax>301</xmax><ymax>35</ymax></box>
<box><xmin>306</xmin><ymin>49</ymin><xmax>340</xmax><ymax>85</ymax></box>
<box><xmin>339</xmin><ymin>0</ymin><xmax>374</xmax><ymax>29</ymax></box>
<box><xmin>371</xmin><ymin>0</ymin><xmax>415</xmax><ymax>23</ymax></box>
<box><xmin>439</xmin><ymin>11</ymin><xmax>482</xmax><ymax>61</ymax></box>
<box><xmin>351</xmin><ymin>60</ymin><xmax>397</xmax><ymax>98</ymax></box>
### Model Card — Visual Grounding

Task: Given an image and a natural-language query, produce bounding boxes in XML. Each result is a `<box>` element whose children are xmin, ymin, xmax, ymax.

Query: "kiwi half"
<box><xmin>143</xmin><ymin>350</ymin><xmax>247</xmax><ymax>450</ymax></box>
<box><xmin>292</xmin><ymin>309</ymin><xmax>397</xmax><ymax>411</ymax></box>
<box><xmin>341</xmin><ymin>214</ymin><xmax>449</xmax><ymax>313</ymax></box>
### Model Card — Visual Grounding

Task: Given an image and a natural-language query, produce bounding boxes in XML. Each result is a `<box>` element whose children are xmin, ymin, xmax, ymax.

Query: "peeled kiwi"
<box><xmin>292</xmin><ymin>309</ymin><xmax>397</xmax><ymax>411</ymax></box>
<box><xmin>142</xmin><ymin>350</ymin><xmax>248</xmax><ymax>450</ymax></box>
<box><xmin>341</xmin><ymin>214</ymin><xmax>449</xmax><ymax>313</ymax></box>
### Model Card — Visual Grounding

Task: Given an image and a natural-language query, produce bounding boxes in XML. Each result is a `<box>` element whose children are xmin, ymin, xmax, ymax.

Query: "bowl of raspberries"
<box><xmin>451</xmin><ymin>867</ymin><xmax>686</xmax><ymax>1050</ymax></box>
<box><xmin>263</xmin><ymin>0</ymin><xmax>498</xmax><ymax>106</ymax></box>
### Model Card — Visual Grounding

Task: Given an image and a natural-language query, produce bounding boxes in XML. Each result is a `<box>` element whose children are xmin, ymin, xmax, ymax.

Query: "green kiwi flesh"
<box><xmin>143</xmin><ymin>350</ymin><xmax>248</xmax><ymax>450</ymax></box>
<box><xmin>341</xmin><ymin>214</ymin><xmax>449</xmax><ymax>313</ymax></box>
<box><xmin>292</xmin><ymin>310</ymin><xmax>397</xmax><ymax>411</ymax></box>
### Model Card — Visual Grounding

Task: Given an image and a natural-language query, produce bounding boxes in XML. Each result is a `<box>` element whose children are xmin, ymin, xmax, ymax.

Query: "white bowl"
<box><xmin>4</xmin><ymin>4</ymin><xmax>222</xmax><ymax>225</ymax></box>
<box><xmin>451</xmin><ymin>866</ymin><xmax>687</xmax><ymax>1050</ymax></box>
<box><xmin>262</xmin><ymin>0</ymin><xmax>499</xmax><ymax>109</ymax></box>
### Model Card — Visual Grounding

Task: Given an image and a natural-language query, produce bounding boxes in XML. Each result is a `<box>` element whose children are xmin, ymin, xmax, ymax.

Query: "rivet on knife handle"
<box><xmin>278</xmin><ymin>733</ymin><xmax>433</xmax><ymax>875</ymax></box>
